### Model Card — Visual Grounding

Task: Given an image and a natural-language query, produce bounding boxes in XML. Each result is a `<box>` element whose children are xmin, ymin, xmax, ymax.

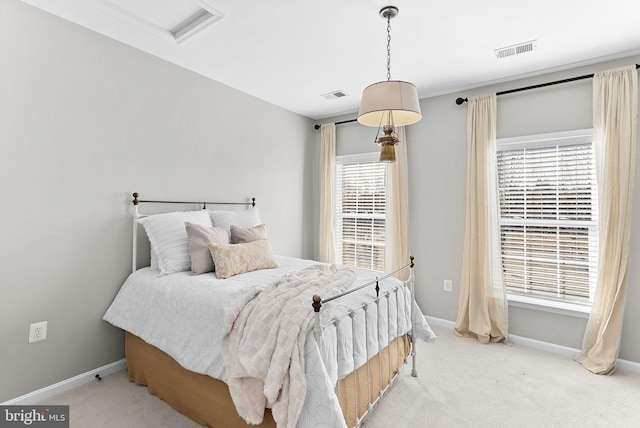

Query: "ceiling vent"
<box><xmin>494</xmin><ymin>40</ymin><xmax>537</xmax><ymax>59</ymax></box>
<box><xmin>322</xmin><ymin>90</ymin><xmax>349</xmax><ymax>100</ymax></box>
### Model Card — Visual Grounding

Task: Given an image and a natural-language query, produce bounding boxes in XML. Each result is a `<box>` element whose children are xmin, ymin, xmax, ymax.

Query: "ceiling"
<box><xmin>20</xmin><ymin>0</ymin><xmax>640</xmax><ymax>120</ymax></box>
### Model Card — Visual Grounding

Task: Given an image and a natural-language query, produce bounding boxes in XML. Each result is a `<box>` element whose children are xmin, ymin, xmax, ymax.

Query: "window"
<box><xmin>496</xmin><ymin>129</ymin><xmax>598</xmax><ymax>306</ymax></box>
<box><xmin>335</xmin><ymin>153</ymin><xmax>387</xmax><ymax>272</ymax></box>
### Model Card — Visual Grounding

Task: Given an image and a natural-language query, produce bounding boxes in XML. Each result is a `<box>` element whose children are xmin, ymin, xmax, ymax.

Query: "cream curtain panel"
<box><xmin>318</xmin><ymin>123</ymin><xmax>336</xmax><ymax>263</ymax></box>
<box><xmin>386</xmin><ymin>126</ymin><xmax>410</xmax><ymax>278</ymax></box>
<box><xmin>576</xmin><ymin>65</ymin><xmax>638</xmax><ymax>374</ymax></box>
<box><xmin>455</xmin><ymin>93</ymin><xmax>508</xmax><ymax>344</ymax></box>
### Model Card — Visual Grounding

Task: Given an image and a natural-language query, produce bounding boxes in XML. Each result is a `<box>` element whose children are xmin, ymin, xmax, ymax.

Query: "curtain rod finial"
<box><xmin>456</xmin><ymin>97</ymin><xmax>468</xmax><ymax>105</ymax></box>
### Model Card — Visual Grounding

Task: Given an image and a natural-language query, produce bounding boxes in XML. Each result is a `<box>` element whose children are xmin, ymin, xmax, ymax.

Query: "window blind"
<box><xmin>336</xmin><ymin>159</ymin><xmax>386</xmax><ymax>272</ymax></box>
<box><xmin>497</xmin><ymin>131</ymin><xmax>598</xmax><ymax>304</ymax></box>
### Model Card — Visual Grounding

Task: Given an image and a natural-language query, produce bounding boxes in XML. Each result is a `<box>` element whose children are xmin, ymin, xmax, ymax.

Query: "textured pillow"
<box><xmin>230</xmin><ymin>224</ymin><xmax>268</xmax><ymax>244</ymax></box>
<box><xmin>209</xmin><ymin>208</ymin><xmax>261</xmax><ymax>233</ymax></box>
<box><xmin>150</xmin><ymin>248</ymin><xmax>159</xmax><ymax>271</ymax></box>
<box><xmin>138</xmin><ymin>210</ymin><xmax>212</xmax><ymax>275</ymax></box>
<box><xmin>185</xmin><ymin>222</ymin><xmax>229</xmax><ymax>274</ymax></box>
<box><xmin>208</xmin><ymin>240</ymin><xmax>278</xmax><ymax>279</ymax></box>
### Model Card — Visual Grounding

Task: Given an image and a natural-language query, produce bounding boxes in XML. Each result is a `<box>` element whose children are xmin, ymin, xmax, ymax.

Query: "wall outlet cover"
<box><xmin>29</xmin><ymin>321</ymin><xmax>48</xmax><ymax>343</ymax></box>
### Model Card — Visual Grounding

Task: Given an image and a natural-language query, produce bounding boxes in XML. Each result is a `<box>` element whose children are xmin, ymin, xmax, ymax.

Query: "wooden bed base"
<box><xmin>125</xmin><ymin>332</ymin><xmax>410</xmax><ymax>427</ymax></box>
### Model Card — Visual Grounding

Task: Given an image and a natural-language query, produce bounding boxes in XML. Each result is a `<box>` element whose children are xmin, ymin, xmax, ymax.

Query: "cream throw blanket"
<box><xmin>223</xmin><ymin>264</ymin><xmax>356</xmax><ymax>427</ymax></box>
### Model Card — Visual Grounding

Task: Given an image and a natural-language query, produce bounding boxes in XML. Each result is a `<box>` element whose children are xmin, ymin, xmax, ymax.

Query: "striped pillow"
<box><xmin>138</xmin><ymin>210</ymin><xmax>212</xmax><ymax>275</ymax></box>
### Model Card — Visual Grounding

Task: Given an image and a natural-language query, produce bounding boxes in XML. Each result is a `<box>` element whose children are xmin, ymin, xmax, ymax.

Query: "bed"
<box><xmin>103</xmin><ymin>193</ymin><xmax>435</xmax><ymax>428</ymax></box>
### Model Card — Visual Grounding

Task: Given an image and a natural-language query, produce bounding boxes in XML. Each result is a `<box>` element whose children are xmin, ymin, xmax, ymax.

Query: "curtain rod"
<box><xmin>455</xmin><ymin>64</ymin><xmax>640</xmax><ymax>105</ymax></box>
<box><xmin>313</xmin><ymin>118</ymin><xmax>357</xmax><ymax>130</ymax></box>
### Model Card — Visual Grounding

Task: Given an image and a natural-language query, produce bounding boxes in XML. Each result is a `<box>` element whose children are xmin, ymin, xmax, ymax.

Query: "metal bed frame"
<box><xmin>128</xmin><ymin>192</ymin><xmax>418</xmax><ymax>428</ymax></box>
<box><xmin>312</xmin><ymin>258</ymin><xmax>417</xmax><ymax>427</ymax></box>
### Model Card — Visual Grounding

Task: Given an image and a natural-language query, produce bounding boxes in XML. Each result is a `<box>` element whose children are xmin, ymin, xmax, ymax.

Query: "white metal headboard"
<box><xmin>130</xmin><ymin>192</ymin><xmax>256</xmax><ymax>273</ymax></box>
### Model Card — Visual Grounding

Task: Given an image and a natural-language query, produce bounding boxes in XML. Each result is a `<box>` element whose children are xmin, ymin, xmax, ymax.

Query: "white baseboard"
<box><xmin>614</xmin><ymin>358</ymin><xmax>640</xmax><ymax>373</ymax></box>
<box><xmin>426</xmin><ymin>316</ymin><xmax>640</xmax><ymax>374</ymax></box>
<box><xmin>2</xmin><ymin>359</ymin><xmax>126</xmax><ymax>405</ymax></box>
<box><xmin>426</xmin><ymin>316</ymin><xmax>455</xmax><ymax>329</ymax></box>
<box><xmin>5</xmin><ymin>315</ymin><xmax>640</xmax><ymax>403</ymax></box>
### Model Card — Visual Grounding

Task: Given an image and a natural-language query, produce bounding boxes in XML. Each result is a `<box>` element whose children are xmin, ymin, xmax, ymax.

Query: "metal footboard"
<box><xmin>312</xmin><ymin>257</ymin><xmax>417</xmax><ymax>428</ymax></box>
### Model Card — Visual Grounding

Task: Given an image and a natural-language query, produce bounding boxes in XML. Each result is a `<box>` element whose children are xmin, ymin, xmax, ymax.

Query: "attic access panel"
<box><xmin>91</xmin><ymin>0</ymin><xmax>224</xmax><ymax>43</ymax></box>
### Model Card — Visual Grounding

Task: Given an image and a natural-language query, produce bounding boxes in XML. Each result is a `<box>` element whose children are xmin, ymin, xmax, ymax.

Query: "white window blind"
<box><xmin>496</xmin><ymin>129</ymin><xmax>598</xmax><ymax>304</ymax></box>
<box><xmin>336</xmin><ymin>153</ymin><xmax>387</xmax><ymax>272</ymax></box>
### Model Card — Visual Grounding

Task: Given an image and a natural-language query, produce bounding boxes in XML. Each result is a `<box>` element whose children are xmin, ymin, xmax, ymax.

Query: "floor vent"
<box><xmin>495</xmin><ymin>40</ymin><xmax>537</xmax><ymax>59</ymax></box>
<box><xmin>322</xmin><ymin>90</ymin><xmax>349</xmax><ymax>100</ymax></box>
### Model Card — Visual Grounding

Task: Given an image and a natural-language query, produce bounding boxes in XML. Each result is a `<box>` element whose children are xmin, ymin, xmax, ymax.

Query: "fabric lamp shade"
<box><xmin>358</xmin><ymin>80</ymin><xmax>422</xmax><ymax>127</ymax></box>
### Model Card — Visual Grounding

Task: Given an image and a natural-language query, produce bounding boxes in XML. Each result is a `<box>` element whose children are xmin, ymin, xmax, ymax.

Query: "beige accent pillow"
<box><xmin>208</xmin><ymin>240</ymin><xmax>278</xmax><ymax>279</ymax></box>
<box><xmin>185</xmin><ymin>222</ymin><xmax>229</xmax><ymax>274</ymax></box>
<box><xmin>230</xmin><ymin>224</ymin><xmax>268</xmax><ymax>244</ymax></box>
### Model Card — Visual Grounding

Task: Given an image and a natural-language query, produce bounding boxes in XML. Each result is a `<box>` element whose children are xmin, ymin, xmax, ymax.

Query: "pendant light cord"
<box><xmin>386</xmin><ymin>15</ymin><xmax>392</xmax><ymax>81</ymax></box>
<box><xmin>378</xmin><ymin>13</ymin><xmax>395</xmax><ymax>144</ymax></box>
<box><xmin>385</xmin><ymin>13</ymin><xmax>394</xmax><ymax>130</ymax></box>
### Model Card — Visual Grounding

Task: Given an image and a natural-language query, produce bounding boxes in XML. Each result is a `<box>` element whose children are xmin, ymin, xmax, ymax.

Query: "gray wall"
<box><xmin>318</xmin><ymin>55</ymin><xmax>640</xmax><ymax>364</ymax></box>
<box><xmin>0</xmin><ymin>0</ymin><xmax>314</xmax><ymax>402</ymax></box>
<box><xmin>3</xmin><ymin>0</ymin><xmax>639</xmax><ymax>404</ymax></box>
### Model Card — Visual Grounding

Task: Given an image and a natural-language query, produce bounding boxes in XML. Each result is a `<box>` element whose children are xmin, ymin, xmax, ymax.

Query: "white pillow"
<box><xmin>150</xmin><ymin>248</ymin><xmax>159</xmax><ymax>271</ymax></box>
<box><xmin>138</xmin><ymin>210</ymin><xmax>212</xmax><ymax>275</ymax></box>
<box><xmin>208</xmin><ymin>208</ymin><xmax>261</xmax><ymax>233</ymax></box>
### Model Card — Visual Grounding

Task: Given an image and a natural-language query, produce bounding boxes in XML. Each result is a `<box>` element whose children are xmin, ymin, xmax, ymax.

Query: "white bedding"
<box><xmin>103</xmin><ymin>255</ymin><xmax>435</xmax><ymax>427</ymax></box>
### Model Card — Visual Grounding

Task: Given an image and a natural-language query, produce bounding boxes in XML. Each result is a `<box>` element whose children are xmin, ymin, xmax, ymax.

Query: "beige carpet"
<box><xmin>42</xmin><ymin>325</ymin><xmax>640</xmax><ymax>427</ymax></box>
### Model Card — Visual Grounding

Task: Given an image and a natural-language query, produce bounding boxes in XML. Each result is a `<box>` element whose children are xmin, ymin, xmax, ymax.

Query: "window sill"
<box><xmin>507</xmin><ymin>293</ymin><xmax>591</xmax><ymax>319</ymax></box>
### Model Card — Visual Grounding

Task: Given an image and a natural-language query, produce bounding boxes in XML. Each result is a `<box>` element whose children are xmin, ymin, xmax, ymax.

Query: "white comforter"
<box><xmin>103</xmin><ymin>256</ymin><xmax>435</xmax><ymax>427</ymax></box>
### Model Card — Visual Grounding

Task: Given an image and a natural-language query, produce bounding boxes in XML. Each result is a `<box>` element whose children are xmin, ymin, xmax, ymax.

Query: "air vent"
<box><xmin>322</xmin><ymin>90</ymin><xmax>349</xmax><ymax>100</ymax></box>
<box><xmin>494</xmin><ymin>40</ymin><xmax>537</xmax><ymax>59</ymax></box>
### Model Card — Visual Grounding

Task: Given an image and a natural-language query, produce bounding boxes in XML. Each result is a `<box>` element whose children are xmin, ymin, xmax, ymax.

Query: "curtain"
<box><xmin>318</xmin><ymin>123</ymin><xmax>336</xmax><ymax>263</ymax></box>
<box><xmin>386</xmin><ymin>126</ymin><xmax>410</xmax><ymax>278</ymax></box>
<box><xmin>576</xmin><ymin>65</ymin><xmax>638</xmax><ymax>374</ymax></box>
<box><xmin>455</xmin><ymin>93</ymin><xmax>508</xmax><ymax>344</ymax></box>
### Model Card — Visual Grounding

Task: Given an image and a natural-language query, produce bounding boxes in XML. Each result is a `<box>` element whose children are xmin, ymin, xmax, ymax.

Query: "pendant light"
<box><xmin>357</xmin><ymin>6</ymin><xmax>421</xmax><ymax>163</ymax></box>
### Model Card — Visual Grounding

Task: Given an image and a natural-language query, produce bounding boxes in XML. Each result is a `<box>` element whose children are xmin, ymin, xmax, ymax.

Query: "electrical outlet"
<box><xmin>444</xmin><ymin>279</ymin><xmax>453</xmax><ymax>292</ymax></box>
<box><xmin>29</xmin><ymin>321</ymin><xmax>47</xmax><ymax>343</ymax></box>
